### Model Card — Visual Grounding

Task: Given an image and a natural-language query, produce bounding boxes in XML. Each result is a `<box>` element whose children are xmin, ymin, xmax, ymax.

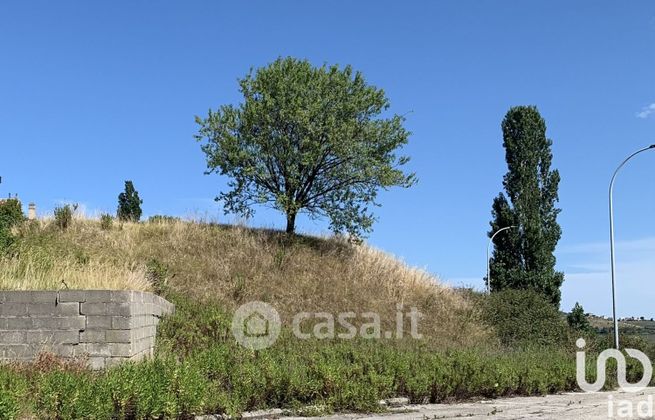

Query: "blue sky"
<box><xmin>1</xmin><ymin>1</ymin><xmax>654</xmax><ymax>317</ymax></box>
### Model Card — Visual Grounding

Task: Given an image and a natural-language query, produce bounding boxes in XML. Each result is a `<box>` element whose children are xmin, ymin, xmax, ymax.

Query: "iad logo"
<box><xmin>576</xmin><ymin>338</ymin><xmax>652</xmax><ymax>392</ymax></box>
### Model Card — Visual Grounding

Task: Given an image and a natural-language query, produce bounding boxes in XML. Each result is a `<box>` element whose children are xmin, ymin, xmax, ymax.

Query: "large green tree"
<box><xmin>195</xmin><ymin>57</ymin><xmax>416</xmax><ymax>236</ymax></box>
<box><xmin>487</xmin><ymin>106</ymin><xmax>564</xmax><ymax>305</ymax></box>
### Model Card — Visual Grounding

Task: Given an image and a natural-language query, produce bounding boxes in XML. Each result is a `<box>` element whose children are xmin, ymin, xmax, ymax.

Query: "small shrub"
<box><xmin>482</xmin><ymin>288</ymin><xmax>569</xmax><ymax>348</ymax></box>
<box><xmin>148</xmin><ymin>215</ymin><xmax>180</xmax><ymax>224</ymax></box>
<box><xmin>53</xmin><ymin>204</ymin><xmax>75</xmax><ymax>230</ymax></box>
<box><xmin>0</xmin><ymin>199</ymin><xmax>23</xmax><ymax>250</ymax></box>
<box><xmin>146</xmin><ymin>258</ymin><xmax>170</xmax><ymax>295</ymax></box>
<box><xmin>99</xmin><ymin>213</ymin><xmax>113</xmax><ymax>230</ymax></box>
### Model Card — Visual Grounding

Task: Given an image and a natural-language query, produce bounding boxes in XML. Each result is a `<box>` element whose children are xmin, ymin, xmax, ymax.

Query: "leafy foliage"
<box><xmin>567</xmin><ymin>302</ymin><xmax>591</xmax><ymax>332</ymax></box>
<box><xmin>117</xmin><ymin>180</ymin><xmax>142</xmax><ymax>222</ymax></box>
<box><xmin>0</xmin><ymin>199</ymin><xmax>23</xmax><ymax>249</ymax></box>
<box><xmin>53</xmin><ymin>204</ymin><xmax>75</xmax><ymax>230</ymax></box>
<box><xmin>195</xmin><ymin>57</ymin><xmax>416</xmax><ymax>237</ymax></box>
<box><xmin>488</xmin><ymin>106</ymin><xmax>564</xmax><ymax>305</ymax></box>
<box><xmin>481</xmin><ymin>288</ymin><xmax>569</xmax><ymax>348</ymax></box>
<box><xmin>99</xmin><ymin>213</ymin><xmax>113</xmax><ymax>230</ymax></box>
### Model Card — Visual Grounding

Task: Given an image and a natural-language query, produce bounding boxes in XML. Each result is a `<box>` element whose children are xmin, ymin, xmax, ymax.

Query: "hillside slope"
<box><xmin>3</xmin><ymin>218</ymin><xmax>489</xmax><ymax>346</ymax></box>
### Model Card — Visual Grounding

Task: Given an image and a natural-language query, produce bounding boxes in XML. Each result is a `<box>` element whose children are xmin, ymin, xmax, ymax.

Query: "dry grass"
<box><xmin>4</xmin><ymin>217</ymin><xmax>490</xmax><ymax>346</ymax></box>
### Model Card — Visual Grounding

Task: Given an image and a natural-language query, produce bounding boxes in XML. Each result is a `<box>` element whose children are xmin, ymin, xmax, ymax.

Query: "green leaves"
<box><xmin>488</xmin><ymin>106</ymin><xmax>564</xmax><ymax>305</ymax></box>
<box><xmin>117</xmin><ymin>181</ymin><xmax>143</xmax><ymax>223</ymax></box>
<box><xmin>196</xmin><ymin>57</ymin><xmax>416</xmax><ymax>237</ymax></box>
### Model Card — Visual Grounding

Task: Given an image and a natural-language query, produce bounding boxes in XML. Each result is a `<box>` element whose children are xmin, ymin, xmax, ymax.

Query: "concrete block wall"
<box><xmin>0</xmin><ymin>290</ymin><xmax>174</xmax><ymax>369</ymax></box>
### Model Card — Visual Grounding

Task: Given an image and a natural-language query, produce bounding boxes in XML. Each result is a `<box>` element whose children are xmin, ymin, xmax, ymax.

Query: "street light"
<box><xmin>609</xmin><ymin>144</ymin><xmax>655</xmax><ymax>349</ymax></box>
<box><xmin>487</xmin><ymin>226</ymin><xmax>516</xmax><ymax>293</ymax></box>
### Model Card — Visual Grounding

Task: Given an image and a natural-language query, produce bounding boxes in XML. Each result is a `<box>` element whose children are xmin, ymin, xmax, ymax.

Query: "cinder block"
<box><xmin>55</xmin><ymin>302</ymin><xmax>80</xmax><ymax>316</ymax></box>
<box><xmin>107</xmin><ymin>303</ymin><xmax>131</xmax><ymax>316</ymax></box>
<box><xmin>106</xmin><ymin>330</ymin><xmax>130</xmax><ymax>343</ymax></box>
<box><xmin>58</xmin><ymin>316</ymin><xmax>86</xmax><ymax>330</ymax></box>
<box><xmin>7</xmin><ymin>317</ymin><xmax>34</xmax><ymax>329</ymax></box>
<box><xmin>0</xmin><ymin>331</ymin><xmax>25</xmax><ymax>343</ymax></box>
<box><xmin>79</xmin><ymin>343</ymin><xmax>112</xmax><ymax>357</ymax></box>
<box><xmin>111</xmin><ymin>316</ymin><xmax>131</xmax><ymax>329</ymax></box>
<box><xmin>0</xmin><ymin>303</ymin><xmax>28</xmax><ymax>316</ymax></box>
<box><xmin>81</xmin><ymin>330</ymin><xmax>106</xmax><ymax>343</ymax></box>
<box><xmin>88</xmin><ymin>357</ymin><xmax>106</xmax><ymax>370</ymax></box>
<box><xmin>3</xmin><ymin>291</ymin><xmax>37</xmax><ymax>303</ymax></box>
<box><xmin>110</xmin><ymin>291</ymin><xmax>133</xmax><ymax>303</ymax></box>
<box><xmin>82</xmin><ymin>290</ymin><xmax>113</xmax><ymax>303</ymax></box>
<box><xmin>109</xmin><ymin>343</ymin><xmax>132</xmax><ymax>357</ymax></box>
<box><xmin>81</xmin><ymin>302</ymin><xmax>105</xmax><ymax>315</ymax></box>
<box><xmin>30</xmin><ymin>291</ymin><xmax>59</xmax><ymax>303</ymax></box>
<box><xmin>86</xmin><ymin>316</ymin><xmax>112</xmax><ymax>330</ymax></box>
<box><xmin>57</xmin><ymin>290</ymin><xmax>88</xmax><ymax>303</ymax></box>
<box><xmin>26</xmin><ymin>331</ymin><xmax>79</xmax><ymax>345</ymax></box>
<box><xmin>28</xmin><ymin>303</ymin><xmax>57</xmax><ymax>316</ymax></box>
<box><xmin>1</xmin><ymin>344</ymin><xmax>33</xmax><ymax>358</ymax></box>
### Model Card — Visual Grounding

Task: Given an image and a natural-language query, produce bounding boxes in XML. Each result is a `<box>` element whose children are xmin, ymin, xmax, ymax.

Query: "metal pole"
<box><xmin>487</xmin><ymin>226</ymin><xmax>516</xmax><ymax>293</ymax></box>
<box><xmin>609</xmin><ymin>144</ymin><xmax>655</xmax><ymax>349</ymax></box>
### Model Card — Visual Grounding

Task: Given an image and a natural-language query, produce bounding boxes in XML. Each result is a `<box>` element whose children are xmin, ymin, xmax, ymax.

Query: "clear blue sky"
<box><xmin>1</xmin><ymin>1</ymin><xmax>654</xmax><ymax>317</ymax></box>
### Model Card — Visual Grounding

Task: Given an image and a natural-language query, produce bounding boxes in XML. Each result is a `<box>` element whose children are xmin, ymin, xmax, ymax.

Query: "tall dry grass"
<box><xmin>4</xmin><ymin>217</ymin><xmax>490</xmax><ymax>346</ymax></box>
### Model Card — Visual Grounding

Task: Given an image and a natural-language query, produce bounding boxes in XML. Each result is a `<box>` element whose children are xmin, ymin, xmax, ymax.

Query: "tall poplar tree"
<box><xmin>487</xmin><ymin>106</ymin><xmax>564</xmax><ymax>305</ymax></box>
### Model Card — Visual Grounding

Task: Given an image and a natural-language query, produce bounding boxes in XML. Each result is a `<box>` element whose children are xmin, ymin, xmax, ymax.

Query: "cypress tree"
<box><xmin>487</xmin><ymin>106</ymin><xmax>564</xmax><ymax>306</ymax></box>
<box><xmin>117</xmin><ymin>180</ymin><xmax>143</xmax><ymax>222</ymax></box>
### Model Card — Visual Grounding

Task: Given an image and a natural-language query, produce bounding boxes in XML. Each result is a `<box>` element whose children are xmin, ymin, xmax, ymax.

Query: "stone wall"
<box><xmin>0</xmin><ymin>290</ymin><xmax>174</xmax><ymax>369</ymax></box>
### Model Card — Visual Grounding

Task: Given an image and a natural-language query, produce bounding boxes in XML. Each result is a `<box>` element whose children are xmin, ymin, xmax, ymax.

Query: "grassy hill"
<box><xmin>3</xmin><ymin>217</ymin><xmax>488</xmax><ymax>347</ymax></box>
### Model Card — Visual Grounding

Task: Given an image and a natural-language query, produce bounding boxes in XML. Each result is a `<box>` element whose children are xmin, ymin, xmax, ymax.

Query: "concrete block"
<box><xmin>57</xmin><ymin>290</ymin><xmax>88</xmax><ymax>303</ymax></box>
<box><xmin>86</xmin><ymin>316</ymin><xmax>112</xmax><ymax>330</ymax></box>
<box><xmin>7</xmin><ymin>317</ymin><xmax>34</xmax><ymax>329</ymax></box>
<box><xmin>78</xmin><ymin>343</ymin><xmax>112</xmax><ymax>357</ymax></box>
<box><xmin>0</xmin><ymin>344</ymin><xmax>33</xmax><ymax>358</ymax></box>
<box><xmin>81</xmin><ymin>290</ymin><xmax>113</xmax><ymax>303</ymax></box>
<box><xmin>111</xmin><ymin>316</ymin><xmax>131</xmax><ymax>329</ymax></box>
<box><xmin>106</xmin><ymin>303</ymin><xmax>131</xmax><ymax>316</ymax></box>
<box><xmin>26</xmin><ymin>331</ymin><xmax>79</xmax><ymax>345</ymax></box>
<box><xmin>110</xmin><ymin>291</ymin><xmax>133</xmax><ymax>303</ymax></box>
<box><xmin>80</xmin><ymin>303</ymin><xmax>104</xmax><ymax>315</ymax></box>
<box><xmin>3</xmin><ymin>291</ymin><xmax>36</xmax><ymax>303</ymax></box>
<box><xmin>106</xmin><ymin>330</ymin><xmax>130</xmax><ymax>343</ymax></box>
<box><xmin>81</xmin><ymin>330</ymin><xmax>106</xmax><ymax>343</ymax></box>
<box><xmin>0</xmin><ymin>331</ymin><xmax>25</xmax><ymax>343</ymax></box>
<box><xmin>109</xmin><ymin>343</ymin><xmax>132</xmax><ymax>357</ymax></box>
<box><xmin>27</xmin><ymin>303</ymin><xmax>57</xmax><ymax>316</ymax></box>
<box><xmin>0</xmin><ymin>303</ymin><xmax>28</xmax><ymax>316</ymax></box>
<box><xmin>89</xmin><ymin>357</ymin><xmax>106</xmax><ymax>370</ymax></box>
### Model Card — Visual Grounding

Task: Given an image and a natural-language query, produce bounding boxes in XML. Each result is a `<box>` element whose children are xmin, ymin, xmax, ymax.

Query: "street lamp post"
<box><xmin>487</xmin><ymin>226</ymin><xmax>516</xmax><ymax>294</ymax></box>
<box><xmin>609</xmin><ymin>144</ymin><xmax>655</xmax><ymax>349</ymax></box>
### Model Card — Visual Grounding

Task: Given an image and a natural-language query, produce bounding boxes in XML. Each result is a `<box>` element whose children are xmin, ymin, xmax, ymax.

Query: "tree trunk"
<box><xmin>286</xmin><ymin>211</ymin><xmax>297</xmax><ymax>234</ymax></box>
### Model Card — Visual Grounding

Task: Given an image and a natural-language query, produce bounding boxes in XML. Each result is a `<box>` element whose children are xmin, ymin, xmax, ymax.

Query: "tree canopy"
<box><xmin>195</xmin><ymin>57</ymin><xmax>416</xmax><ymax>236</ymax></box>
<box><xmin>488</xmin><ymin>106</ymin><xmax>564</xmax><ymax>305</ymax></box>
<box><xmin>117</xmin><ymin>180</ymin><xmax>143</xmax><ymax>222</ymax></box>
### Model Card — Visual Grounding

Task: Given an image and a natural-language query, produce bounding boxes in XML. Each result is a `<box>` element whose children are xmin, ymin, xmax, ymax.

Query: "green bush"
<box><xmin>481</xmin><ymin>289</ymin><xmax>569</xmax><ymax>348</ymax></box>
<box><xmin>53</xmin><ymin>204</ymin><xmax>75</xmax><ymax>230</ymax></box>
<box><xmin>0</xmin><ymin>199</ymin><xmax>23</xmax><ymax>250</ymax></box>
<box><xmin>148</xmin><ymin>215</ymin><xmax>180</xmax><ymax>224</ymax></box>
<box><xmin>99</xmin><ymin>213</ymin><xmax>113</xmax><ymax>230</ymax></box>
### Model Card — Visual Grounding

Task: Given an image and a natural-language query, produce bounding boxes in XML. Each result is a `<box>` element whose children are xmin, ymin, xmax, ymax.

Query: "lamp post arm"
<box><xmin>487</xmin><ymin>225</ymin><xmax>516</xmax><ymax>294</ymax></box>
<box><xmin>609</xmin><ymin>144</ymin><xmax>655</xmax><ymax>350</ymax></box>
